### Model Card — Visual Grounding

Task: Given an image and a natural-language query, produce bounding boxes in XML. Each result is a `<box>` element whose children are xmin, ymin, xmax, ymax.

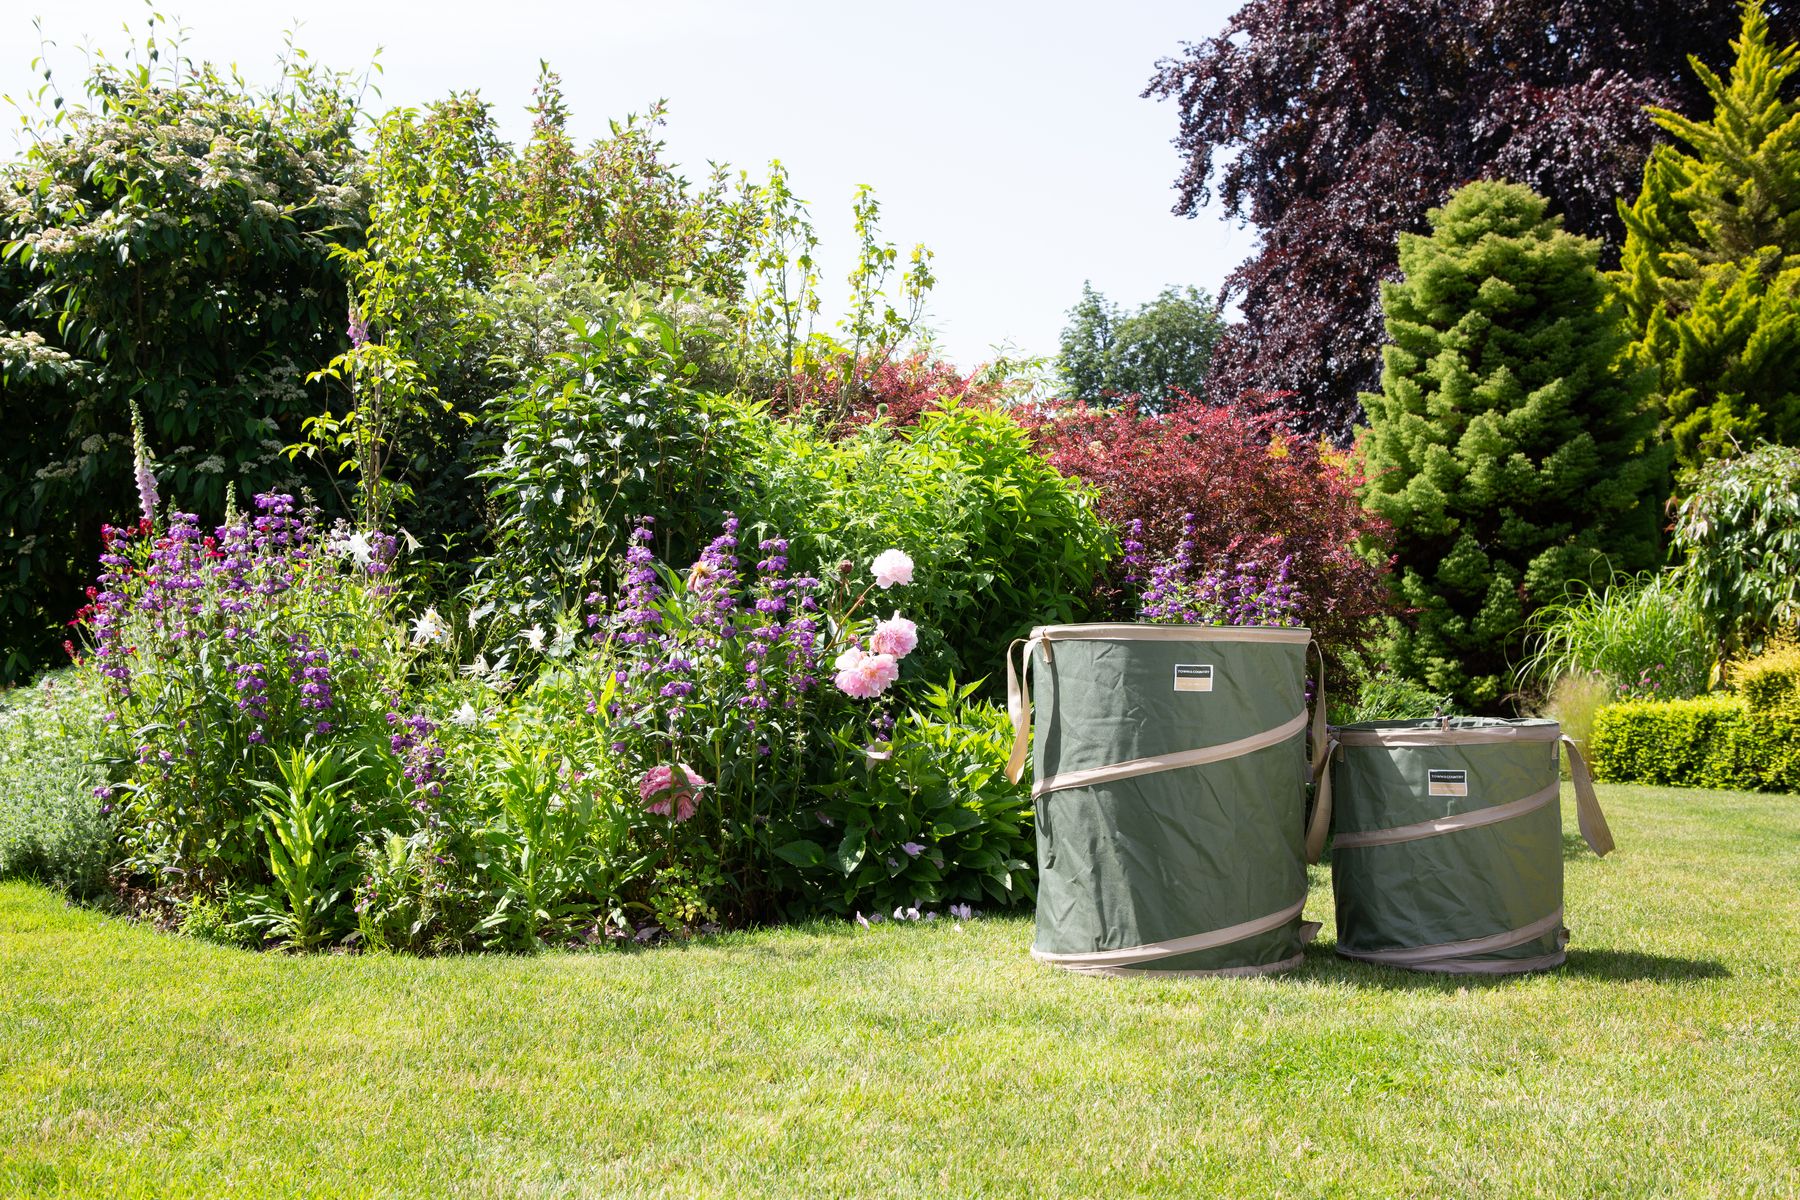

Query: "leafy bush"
<box><xmin>731</xmin><ymin>404</ymin><xmax>1114</xmax><ymax>681</ymax></box>
<box><xmin>1031</xmin><ymin>392</ymin><xmax>1390</xmax><ymax>653</ymax></box>
<box><xmin>1522</xmin><ymin>572</ymin><xmax>1715</xmax><ymax>702</ymax></box>
<box><xmin>1734</xmin><ymin>642</ymin><xmax>1800</xmax><ymax>714</ymax></box>
<box><xmin>1330</xmin><ymin>652</ymin><xmax>1455</xmax><ymax>725</ymax></box>
<box><xmin>0</xmin><ymin>37</ymin><xmax>365</xmax><ymax>681</ymax></box>
<box><xmin>1672</xmin><ymin>443</ymin><xmax>1800</xmax><ymax>654</ymax></box>
<box><xmin>775</xmin><ymin>350</ymin><xmax>1000</xmax><ymax>433</ymax></box>
<box><xmin>0</xmin><ymin>670</ymin><xmax>116</xmax><ymax>895</ymax></box>
<box><xmin>768</xmin><ymin>680</ymin><xmax>1033</xmax><ymax>917</ymax></box>
<box><xmin>475</xmin><ymin>305</ymin><xmax>752</xmax><ymax>625</ymax></box>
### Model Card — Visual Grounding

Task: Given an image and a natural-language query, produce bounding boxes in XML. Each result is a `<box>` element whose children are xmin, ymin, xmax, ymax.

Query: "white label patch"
<box><xmin>1174</xmin><ymin>663</ymin><xmax>1214</xmax><ymax>693</ymax></box>
<box><xmin>1428</xmin><ymin>769</ymin><xmax>1469</xmax><ymax>798</ymax></box>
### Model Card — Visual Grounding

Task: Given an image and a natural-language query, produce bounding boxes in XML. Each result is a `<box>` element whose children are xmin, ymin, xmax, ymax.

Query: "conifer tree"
<box><xmin>1617</xmin><ymin>0</ymin><xmax>1800</xmax><ymax>472</ymax></box>
<box><xmin>1361</xmin><ymin>182</ymin><xmax>1667</xmax><ymax>710</ymax></box>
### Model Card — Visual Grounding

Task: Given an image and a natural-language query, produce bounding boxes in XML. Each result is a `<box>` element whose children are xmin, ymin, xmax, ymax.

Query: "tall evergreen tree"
<box><xmin>1617</xmin><ymin>0</ymin><xmax>1800</xmax><ymax>473</ymax></box>
<box><xmin>1361</xmin><ymin>182</ymin><xmax>1668</xmax><ymax>710</ymax></box>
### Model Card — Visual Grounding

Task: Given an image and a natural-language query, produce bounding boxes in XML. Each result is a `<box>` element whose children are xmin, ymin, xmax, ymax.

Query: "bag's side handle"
<box><xmin>1004</xmin><ymin>636</ymin><xmax>1042</xmax><ymax>785</ymax></box>
<box><xmin>1559</xmin><ymin>735</ymin><xmax>1615</xmax><ymax>857</ymax></box>
<box><xmin>1308</xmin><ymin>640</ymin><xmax>1329</xmax><ymax>776</ymax></box>
<box><xmin>1305</xmin><ymin>736</ymin><xmax>1339</xmax><ymax>865</ymax></box>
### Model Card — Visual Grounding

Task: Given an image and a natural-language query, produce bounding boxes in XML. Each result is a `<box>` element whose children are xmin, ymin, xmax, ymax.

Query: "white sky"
<box><xmin>0</xmin><ymin>0</ymin><xmax>1251</xmax><ymax>369</ymax></box>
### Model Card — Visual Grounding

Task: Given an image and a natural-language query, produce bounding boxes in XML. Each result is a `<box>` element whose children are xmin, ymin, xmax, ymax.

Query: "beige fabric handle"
<box><xmin>1031</xmin><ymin>896</ymin><xmax>1308</xmax><ymax>970</ymax></box>
<box><xmin>1560</xmin><ymin>735</ymin><xmax>1615</xmax><ymax>857</ymax></box>
<box><xmin>1331</xmin><ymin>781</ymin><xmax>1559</xmax><ymax>849</ymax></box>
<box><xmin>1033</xmin><ymin>711</ymin><xmax>1307</xmax><ymax>798</ymax></box>
<box><xmin>1004</xmin><ymin>636</ymin><xmax>1041</xmax><ymax>785</ymax></box>
<box><xmin>1305</xmin><ymin>738</ymin><xmax>1338</xmax><ymax>864</ymax></box>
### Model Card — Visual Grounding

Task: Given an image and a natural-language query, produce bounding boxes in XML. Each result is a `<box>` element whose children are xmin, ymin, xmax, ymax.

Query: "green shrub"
<box><xmin>1522</xmin><ymin>572</ymin><xmax>1715</xmax><ymax>701</ymax></box>
<box><xmin>730</xmin><ymin>402</ymin><xmax>1114</xmax><ymax>682</ymax></box>
<box><xmin>768</xmin><ymin>680</ymin><xmax>1034</xmax><ymax>917</ymax></box>
<box><xmin>1673</xmin><ymin>444</ymin><xmax>1800</xmax><ymax>654</ymax></box>
<box><xmin>0</xmin><ymin>38</ymin><xmax>365</xmax><ymax>683</ymax></box>
<box><xmin>1331</xmin><ymin>650</ymin><xmax>1454</xmax><ymax>724</ymax></box>
<box><xmin>1590</xmin><ymin>693</ymin><xmax>1800</xmax><ymax>793</ymax></box>
<box><xmin>0</xmin><ymin>670</ymin><xmax>116</xmax><ymax>895</ymax></box>
<box><xmin>474</xmin><ymin>305</ymin><xmax>751</xmax><ymax>627</ymax></box>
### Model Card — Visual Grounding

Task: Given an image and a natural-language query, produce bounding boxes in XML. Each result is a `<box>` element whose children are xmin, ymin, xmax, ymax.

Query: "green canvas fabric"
<box><xmin>1328</xmin><ymin>718</ymin><xmax>1572</xmax><ymax>973</ymax></box>
<box><xmin>1025</xmin><ymin>627</ymin><xmax>1314</xmax><ymax>976</ymax></box>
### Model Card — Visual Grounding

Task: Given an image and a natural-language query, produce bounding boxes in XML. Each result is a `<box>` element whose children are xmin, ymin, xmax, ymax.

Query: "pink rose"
<box><xmin>869</xmin><ymin>613</ymin><xmax>918</xmax><ymax>658</ymax></box>
<box><xmin>833</xmin><ymin>646</ymin><xmax>901</xmax><ymax>699</ymax></box>
<box><xmin>870</xmin><ymin>548</ymin><xmax>914</xmax><ymax>589</ymax></box>
<box><xmin>640</xmin><ymin>763</ymin><xmax>706</xmax><ymax>822</ymax></box>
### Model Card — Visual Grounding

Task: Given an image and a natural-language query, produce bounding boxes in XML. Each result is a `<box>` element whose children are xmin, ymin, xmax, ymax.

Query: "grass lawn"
<box><xmin>2</xmin><ymin>782</ymin><xmax>1797</xmax><ymax>1199</ymax></box>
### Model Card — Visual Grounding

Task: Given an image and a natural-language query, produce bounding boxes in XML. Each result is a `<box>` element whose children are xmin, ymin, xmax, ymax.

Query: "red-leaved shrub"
<box><xmin>776</xmin><ymin>351</ymin><xmax>1003</xmax><ymax>433</ymax></box>
<box><xmin>1029</xmin><ymin>391</ymin><xmax>1393</xmax><ymax>651</ymax></box>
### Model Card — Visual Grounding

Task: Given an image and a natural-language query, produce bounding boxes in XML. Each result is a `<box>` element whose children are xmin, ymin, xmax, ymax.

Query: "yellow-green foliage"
<box><xmin>1615</xmin><ymin>2</ymin><xmax>1800</xmax><ymax>471</ymax></box>
<box><xmin>1590</xmin><ymin>644</ymin><xmax>1800</xmax><ymax>791</ymax></box>
<box><xmin>1734</xmin><ymin>641</ymin><xmax>1800</xmax><ymax>713</ymax></box>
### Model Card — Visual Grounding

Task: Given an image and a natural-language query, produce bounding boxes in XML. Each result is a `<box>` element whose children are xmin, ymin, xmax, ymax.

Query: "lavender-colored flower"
<box><xmin>347</xmin><ymin>305</ymin><xmax>371</xmax><ymax>349</ymax></box>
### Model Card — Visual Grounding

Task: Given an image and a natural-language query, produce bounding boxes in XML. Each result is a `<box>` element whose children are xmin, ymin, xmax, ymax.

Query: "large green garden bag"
<box><xmin>1320</xmin><ymin>718</ymin><xmax>1614</xmax><ymax>975</ymax></box>
<box><xmin>1005</xmin><ymin>624</ymin><xmax>1330</xmax><ymax>978</ymax></box>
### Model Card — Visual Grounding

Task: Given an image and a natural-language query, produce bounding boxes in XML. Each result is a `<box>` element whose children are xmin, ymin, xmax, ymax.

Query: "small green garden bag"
<box><xmin>1320</xmin><ymin>717</ymin><xmax>1614</xmax><ymax>975</ymax></box>
<box><xmin>1007</xmin><ymin>624</ymin><xmax>1328</xmax><ymax>977</ymax></box>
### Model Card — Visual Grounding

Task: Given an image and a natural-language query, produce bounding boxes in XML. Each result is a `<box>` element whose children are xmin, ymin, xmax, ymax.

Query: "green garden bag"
<box><xmin>1006</xmin><ymin>624</ymin><xmax>1329</xmax><ymax>977</ymax></box>
<box><xmin>1320</xmin><ymin>718</ymin><xmax>1614</xmax><ymax>975</ymax></box>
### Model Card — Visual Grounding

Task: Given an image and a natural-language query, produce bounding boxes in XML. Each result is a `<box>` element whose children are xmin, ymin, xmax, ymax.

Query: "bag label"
<box><xmin>1428</xmin><ymin>768</ymin><xmax>1469</xmax><ymax>797</ymax></box>
<box><xmin>1173</xmin><ymin>663</ymin><xmax>1214</xmax><ymax>693</ymax></box>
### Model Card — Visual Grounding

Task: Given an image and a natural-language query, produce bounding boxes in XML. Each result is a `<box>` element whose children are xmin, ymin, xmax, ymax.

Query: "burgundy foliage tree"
<box><xmin>1028</xmin><ymin>392</ymin><xmax>1393</xmax><ymax>653</ymax></box>
<box><xmin>1145</xmin><ymin>0</ymin><xmax>1800</xmax><ymax>438</ymax></box>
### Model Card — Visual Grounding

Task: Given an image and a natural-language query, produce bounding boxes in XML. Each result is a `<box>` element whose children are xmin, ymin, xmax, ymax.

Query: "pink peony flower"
<box><xmin>869</xmin><ymin>613</ymin><xmax>918</xmax><ymax>658</ymax></box>
<box><xmin>640</xmin><ymin>763</ymin><xmax>706</xmax><ymax>822</ymax></box>
<box><xmin>870</xmin><ymin>548</ymin><xmax>914</xmax><ymax>589</ymax></box>
<box><xmin>833</xmin><ymin>647</ymin><xmax>900</xmax><ymax>699</ymax></box>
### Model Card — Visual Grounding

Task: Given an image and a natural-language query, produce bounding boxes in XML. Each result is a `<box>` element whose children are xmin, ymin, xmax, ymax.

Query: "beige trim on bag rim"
<box><xmin>1331</xmin><ymin>781</ymin><xmax>1560</xmax><ymax>849</ymax></box>
<box><xmin>1026</xmin><ymin>623</ymin><xmax>1313</xmax><ymax>645</ymax></box>
<box><xmin>1334</xmin><ymin>723</ymin><xmax>1561</xmax><ymax>748</ymax></box>
<box><xmin>1032</xmin><ymin>896</ymin><xmax>1309</xmax><ymax>971</ymax></box>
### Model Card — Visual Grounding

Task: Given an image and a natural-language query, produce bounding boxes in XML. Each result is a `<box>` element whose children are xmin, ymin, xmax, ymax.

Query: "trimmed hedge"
<box><xmin>1591</xmin><ymin>693</ymin><xmax>1800</xmax><ymax>794</ymax></box>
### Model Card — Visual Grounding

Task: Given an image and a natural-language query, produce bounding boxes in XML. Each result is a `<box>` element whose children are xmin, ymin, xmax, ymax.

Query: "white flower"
<box><xmin>410</xmin><ymin>607</ymin><xmax>450</xmax><ymax>646</ymax></box>
<box><xmin>329</xmin><ymin>530</ymin><xmax>374</xmax><ymax>567</ymax></box>
<box><xmin>448</xmin><ymin>702</ymin><xmax>479</xmax><ymax>727</ymax></box>
<box><xmin>460</xmin><ymin>653</ymin><xmax>491</xmax><ymax>678</ymax></box>
<box><xmin>522</xmin><ymin>624</ymin><xmax>547</xmax><ymax>652</ymax></box>
<box><xmin>870</xmin><ymin>548</ymin><xmax>915</xmax><ymax>589</ymax></box>
<box><xmin>467</xmin><ymin>603</ymin><xmax>494</xmax><ymax>631</ymax></box>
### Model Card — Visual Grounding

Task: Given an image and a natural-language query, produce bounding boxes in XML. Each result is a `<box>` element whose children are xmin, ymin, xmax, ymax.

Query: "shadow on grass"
<box><xmin>1293</xmin><ymin>942</ymin><xmax>1729</xmax><ymax>988</ymax></box>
